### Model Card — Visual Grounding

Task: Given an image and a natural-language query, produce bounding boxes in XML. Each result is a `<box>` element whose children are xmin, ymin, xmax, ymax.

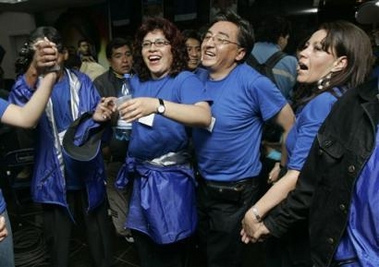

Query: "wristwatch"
<box><xmin>157</xmin><ymin>98</ymin><xmax>166</xmax><ymax>114</ymax></box>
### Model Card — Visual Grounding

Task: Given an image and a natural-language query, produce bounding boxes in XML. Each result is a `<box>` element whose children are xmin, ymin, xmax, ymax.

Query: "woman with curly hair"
<box><xmin>95</xmin><ymin>17</ymin><xmax>211</xmax><ymax>267</ymax></box>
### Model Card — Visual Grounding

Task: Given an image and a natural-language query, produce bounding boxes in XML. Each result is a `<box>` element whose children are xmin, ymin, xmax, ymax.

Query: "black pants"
<box><xmin>197</xmin><ymin>177</ymin><xmax>261</xmax><ymax>267</ymax></box>
<box><xmin>132</xmin><ymin>230</ymin><xmax>191</xmax><ymax>267</ymax></box>
<box><xmin>42</xmin><ymin>190</ymin><xmax>113</xmax><ymax>267</ymax></box>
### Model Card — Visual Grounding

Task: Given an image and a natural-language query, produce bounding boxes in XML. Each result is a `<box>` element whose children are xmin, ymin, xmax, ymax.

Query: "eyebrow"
<box><xmin>207</xmin><ymin>30</ymin><xmax>230</xmax><ymax>39</ymax></box>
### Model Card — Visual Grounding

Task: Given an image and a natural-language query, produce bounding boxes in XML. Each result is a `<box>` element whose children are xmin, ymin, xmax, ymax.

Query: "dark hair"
<box><xmin>133</xmin><ymin>17</ymin><xmax>187</xmax><ymax>81</ymax></box>
<box><xmin>77</xmin><ymin>38</ymin><xmax>91</xmax><ymax>47</ymax></box>
<box><xmin>15</xmin><ymin>26</ymin><xmax>63</xmax><ymax>76</ymax></box>
<box><xmin>255</xmin><ymin>16</ymin><xmax>292</xmax><ymax>43</ymax></box>
<box><xmin>318</xmin><ymin>20</ymin><xmax>373</xmax><ymax>90</ymax></box>
<box><xmin>106</xmin><ymin>37</ymin><xmax>133</xmax><ymax>59</ymax></box>
<box><xmin>295</xmin><ymin>20</ymin><xmax>374</xmax><ymax>108</ymax></box>
<box><xmin>182</xmin><ymin>29</ymin><xmax>201</xmax><ymax>43</ymax></box>
<box><xmin>210</xmin><ymin>10</ymin><xmax>255</xmax><ymax>62</ymax></box>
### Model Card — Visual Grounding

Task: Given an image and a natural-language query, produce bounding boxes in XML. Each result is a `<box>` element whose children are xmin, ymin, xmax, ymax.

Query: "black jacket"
<box><xmin>93</xmin><ymin>69</ymin><xmax>128</xmax><ymax>162</ymax></box>
<box><xmin>93</xmin><ymin>68</ymin><xmax>124</xmax><ymax>98</ymax></box>
<box><xmin>264</xmin><ymin>78</ymin><xmax>379</xmax><ymax>267</ymax></box>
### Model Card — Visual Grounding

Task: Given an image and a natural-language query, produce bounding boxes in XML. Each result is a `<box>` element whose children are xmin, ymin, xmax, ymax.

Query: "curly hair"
<box><xmin>133</xmin><ymin>17</ymin><xmax>188</xmax><ymax>81</ymax></box>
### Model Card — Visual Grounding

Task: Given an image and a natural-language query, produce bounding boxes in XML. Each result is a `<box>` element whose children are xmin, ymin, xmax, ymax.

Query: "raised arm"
<box><xmin>1</xmin><ymin>39</ymin><xmax>58</xmax><ymax>128</ymax></box>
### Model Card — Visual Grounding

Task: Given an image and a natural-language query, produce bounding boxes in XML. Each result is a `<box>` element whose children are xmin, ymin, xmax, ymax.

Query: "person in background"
<box><xmin>191</xmin><ymin>11</ymin><xmax>294</xmax><ymax>267</ymax></box>
<box><xmin>251</xmin><ymin>15</ymin><xmax>297</xmax><ymax>100</ymax></box>
<box><xmin>93</xmin><ymin>37</ymin><xmax>135</xmax><ymax>243</ymax></box>
<box><xmin>182</xmin><ymin>29</ymin><xmax>208</xmax><ymax>81</ymax></box>
<box><xmin>9</xmin><ymin>26</ymin><xmax>112</xmax><ymax>267</ymax></box>
<box><xmin>241</xmin><ymin>20</ymin><xmax>375</xmax><ymax>267</ymax></box>
<box><xmin>77</xmin><ymin>39</ymin><xmax>107</xmax><ymax>81</ymax></box>
<box><xmin>94</xmin><ymin>17</ymin><xmax>211</xmax><ymax>267</ymax></box>
<box><xmin>77</xmin><ymin>38</ymin><xmax>97</xmax><ymax>62</ymax></box>
<box><xmin>0</xmin><ymin>38</ymin><xmax>58</xmax><ymax>267</ymax></box>
<box><xmin>250</xmin><ymin>16</ymin><xmax>299</xmax><ymax>185</ymax></box>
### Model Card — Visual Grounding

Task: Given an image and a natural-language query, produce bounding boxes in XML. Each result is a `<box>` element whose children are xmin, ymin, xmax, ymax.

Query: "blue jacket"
<box><xmin>9</xmin><ymin>69</ymin><xmax>106</xmax><ymax>212</ymax></box>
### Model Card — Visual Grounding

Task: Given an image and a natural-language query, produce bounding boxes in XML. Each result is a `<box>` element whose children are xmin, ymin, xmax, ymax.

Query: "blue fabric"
<box><xmin>51</xmin><ymin>75</ymin><xmax>72</xmax><ymax>132</ymax></box>
<box><xmin>192</xmin><ymin>63</ymin><xmax>287</xmax><ymax>182</ymax></box>
<box><xmin>128</xmin><ymin>71</ymin><xmax>210</xmax><ymax>160</ymax></box>
<box><xmin>251</xmin><ymin>42</ymin><xmax>297</xmax><ymax>100</ymax></box>
<box><xmin>116</xmin><ymin>71</ymin><xmax>208</xmax><ymax>244</ymax></box>
<box><xmin>286</xmin><ymin>90</ymin><xmax>340</xmax><ymax>171</ymax></box>
<box><xmin>0</xmin><ymin>98</ymin><xmax>10</xmax><ymax>214</ymax></box>
<box><xmin>266</xmin><ymin>149</ymin><xmax>281</xmax><ymax>161</ymax></box>
<box><xmin>0</xmin><ymin>211</ymin><xmax>14</xmax><ymax>267</ymax></box>
<box><xmin>9</xmin><ymin>69</ymin><xmax>106</xmax><ymax>211</ymax></box>
<box><xmin>124</xmin><ymin>161</ymin><xmax>197</xmax><ymax>244</ymax></box>
<box><xmin>193</xmin><ymin>67</ymin><xmax>208</xmax><ymax>83</ymax></box>
<box><xmin>0</xmin><ymin>98</ymin><xmax>9</xmax><ymax>119</ymax></box>
<box><xmin>0</xmin><ymin>191</ymin><xmax>4</xmax><ymax>215</ymax></box>
<box><xmin>334</xmin><ymin>124</ymin><xmax>379</xmax><ymax>267</ymax></box>
<box><xmin>51</xmin><ymin>75</ymin><xmax>82</xmax><ymax>189</ymax></box>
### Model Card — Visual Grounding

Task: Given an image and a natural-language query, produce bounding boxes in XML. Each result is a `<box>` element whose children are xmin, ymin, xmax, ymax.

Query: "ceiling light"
<box><xmin>0</xmin><ymin>0</ymin><xmax>28</xmax><ymax>4</ymax></box>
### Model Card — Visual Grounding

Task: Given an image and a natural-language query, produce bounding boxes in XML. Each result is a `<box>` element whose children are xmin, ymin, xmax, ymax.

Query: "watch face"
<box><xmin>158</xmin><ymin>105</ymin><xmax>165</xmax><ymax>114</ymax></box>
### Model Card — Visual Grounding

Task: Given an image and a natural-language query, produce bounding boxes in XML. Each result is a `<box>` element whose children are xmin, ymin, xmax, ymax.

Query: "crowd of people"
<box><xmin>0</xmin><ymin>2</ymin><xmax>379</xmax><ymax>267</ymax></box>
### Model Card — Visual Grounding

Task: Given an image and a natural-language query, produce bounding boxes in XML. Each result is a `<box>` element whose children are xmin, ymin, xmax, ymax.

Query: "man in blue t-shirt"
<box><xmin>192</xmin><ymin>11</ymin><xmax>295</xmax><ymax>267</ymax></box>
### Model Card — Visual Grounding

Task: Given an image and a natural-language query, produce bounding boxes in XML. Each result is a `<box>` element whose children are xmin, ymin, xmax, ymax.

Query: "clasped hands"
<box><xmin>93</xmin><ymin>96</ymin><xmax>159</xmax><ymax>123</ymax></box>
<box><xmin>240</xmin><ymin>207</ymin><xmax>271</xmax><ymax>244</ymax></box>
<box><xmin>33</xmin><ymin>37</ymin><xmax>60</xmax><ymax>76</ymax></box>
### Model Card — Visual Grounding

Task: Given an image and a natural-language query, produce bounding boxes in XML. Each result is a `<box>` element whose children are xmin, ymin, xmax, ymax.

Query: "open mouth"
<box><xmin>148</xmin><ymin>55</ymin><xmax>161</xmax><ymax>63</ymax></box>
<box><xmin>298</xmin><ymin>62</ymin><xmax>308</xmax><ymax>71</ymax></box>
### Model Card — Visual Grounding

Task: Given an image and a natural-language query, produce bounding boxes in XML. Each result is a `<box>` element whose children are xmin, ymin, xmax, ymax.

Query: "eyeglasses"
<box><xmin>203</xmin><ymin>34</ymin><xmax>240</xmax><ymax>46</ymax></box>
<box><xmin>142</xmin><ymin>39</ymin><xmax>170</xmax><ymax>49</ymax></box>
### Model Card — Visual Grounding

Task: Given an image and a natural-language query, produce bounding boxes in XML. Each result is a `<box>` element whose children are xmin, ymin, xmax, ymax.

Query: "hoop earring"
<box><xmin>317</xmin><ymin>72</ymin><xmax>332</xmax><ymax>90</ymax></box>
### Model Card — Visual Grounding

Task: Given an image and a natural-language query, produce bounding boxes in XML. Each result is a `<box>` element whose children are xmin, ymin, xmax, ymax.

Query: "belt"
<box><xmin>201</xmin><ymin>176</ymin><xmax>258</xmax><ymax>191</ymax></box>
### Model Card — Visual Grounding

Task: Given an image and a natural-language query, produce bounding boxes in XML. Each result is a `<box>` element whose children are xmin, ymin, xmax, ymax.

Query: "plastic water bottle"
<box><xmin>114</xmin><ymin>73</ymin><xmax>132</xmax><ymax>141</ymax></box>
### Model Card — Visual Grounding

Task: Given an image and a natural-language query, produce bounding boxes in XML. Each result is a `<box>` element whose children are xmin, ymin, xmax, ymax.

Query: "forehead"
<box><xmin>112</xmin><ymin>45</ymin><xmax>131</xmax><ymax>54</ymax></box>
<box><xmin>208</xmin><ymin>21</ymin><xmax>239</xmax><ymax>38</ymax></box>
<box><xmin>309</xmin><ymin>29</ymin><xmax>327</xmax><ymax>43</ymax></box>
<box><xmin>144</xmin><ymin>29</ymin><xmax>165</xmax><ymax>40</ymax></box>
<box><xmin>186</xmin><ymin>38</ymin><xmax>200</xmax><ymax>47</ymax></box>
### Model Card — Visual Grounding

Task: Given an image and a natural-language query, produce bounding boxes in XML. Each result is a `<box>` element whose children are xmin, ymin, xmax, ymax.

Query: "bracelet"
<box><xmin>251</xmin><ymin>206</ymin><xmax>262</xmax><ymax>222</ymax></box>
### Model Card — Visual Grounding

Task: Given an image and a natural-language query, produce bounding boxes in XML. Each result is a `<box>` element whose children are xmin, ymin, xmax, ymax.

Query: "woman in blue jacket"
<box><xmin>0</xmin><ymin>39</ymin><xmax>58</xmax><ymax>267</ymax></box>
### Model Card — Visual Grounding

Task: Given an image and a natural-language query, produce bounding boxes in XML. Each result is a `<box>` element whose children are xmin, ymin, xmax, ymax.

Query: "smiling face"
<box><xmin>185</xmin><ymin>37</ymin><xmax>201</xmax><ymax>70</ymax></box>
<box><xmin>201</xmin><ymin>21</ymin><xmax>245</xmax><ymax>80</ymax></box>
<box><xmin>141</xmin><ymin>29</ymin><xmax>173</xmax><ymax>79</ymax></box>
<box><xmin>297</xmin><ymin>29</ymin><xmax>338</xmax><ymax>84</ymax></box>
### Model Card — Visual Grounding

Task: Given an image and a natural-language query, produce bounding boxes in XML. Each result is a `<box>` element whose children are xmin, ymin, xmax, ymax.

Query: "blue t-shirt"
<box><xmin>334</xmin><ymin>124</ymin><xmax>379</xmax><ymax>267</ymax></box>
<box><xmin>0</xmin><ymin>98</ymin><xmax>10</xmax><ymax>214</ymax></box>
<box><xmin>128</xmin><ymin>71</ymin><xmax>209</xmax><ymax>160</ymax></box>
<box><xmin>192</xmin><ymin>63</ymin><xmax>287</xmax><ymax>182</ymax></box>
<box><xmin>193</xmin><ymin>67</ymin><xmax>208</xmax><ymax>83</ymax></box>
<box><xmin>286</xmin><ymin>90</ymin><xmax>339</xmax><ymax>171</ymax></box>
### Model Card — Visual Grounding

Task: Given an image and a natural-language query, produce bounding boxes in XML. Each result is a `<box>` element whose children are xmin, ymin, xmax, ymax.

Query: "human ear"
<box><xmin>235</xmin><ymin>48</ymin><xmax>246</xmax><ymax>62</ymax></box>
<box><xmin>331</xmin><ymin>56</ymin><xmax>347</xmax><ymax>72</ymax></box>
